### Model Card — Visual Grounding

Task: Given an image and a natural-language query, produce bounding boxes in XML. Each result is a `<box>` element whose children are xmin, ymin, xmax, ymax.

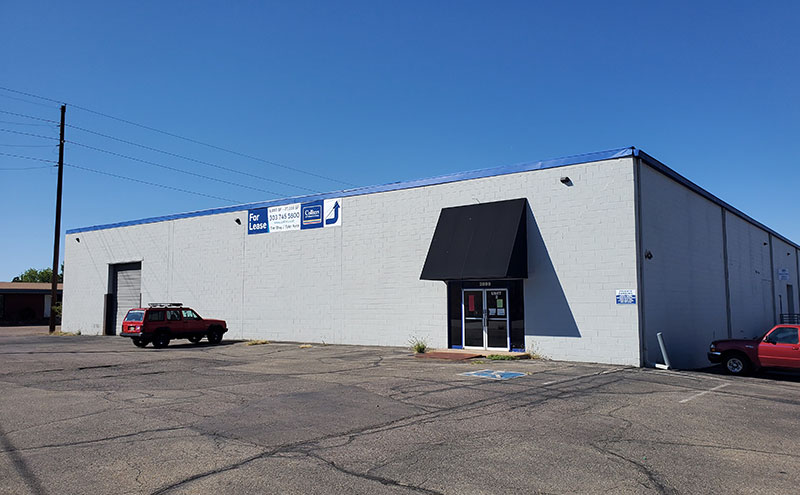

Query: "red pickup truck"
<box><xmin>120</xmin><ymin>303</ymin><xmax>227</xmax><ymax>349</ymax></box>
<box><xmin>708</xmin><ymin>325</ymin><xmax>800</xmax><ymax>375</ymax></box>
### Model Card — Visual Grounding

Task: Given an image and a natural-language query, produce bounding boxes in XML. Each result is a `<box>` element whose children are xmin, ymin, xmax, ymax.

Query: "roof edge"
<box><xmin>634</xmin><ymin>149</ymin><xmax>799</xmax><ymax>250</ymax></box>
<box><xmin>66</xmin><ymin>147</ymin><xmax>635</xmax><ymax>234</ymax></box>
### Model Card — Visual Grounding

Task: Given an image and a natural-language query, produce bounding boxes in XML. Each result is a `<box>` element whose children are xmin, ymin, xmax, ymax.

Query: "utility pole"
<box><xmin>49</xmin><ymin>105</ymin><xmax>66</xmax><ymax>334</ymax></box>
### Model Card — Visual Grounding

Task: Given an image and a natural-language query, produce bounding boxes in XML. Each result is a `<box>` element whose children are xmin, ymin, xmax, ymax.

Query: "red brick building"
<box><xmin>0</xmin><ymin>283</ymin><xmax>63</xmax><ymax>324</ymax></box>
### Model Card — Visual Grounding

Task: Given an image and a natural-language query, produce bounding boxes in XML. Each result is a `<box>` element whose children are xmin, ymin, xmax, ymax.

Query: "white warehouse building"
<box><xmin>62</xmin><ymin>147</ymin><xmax>800</xmax><ymax>369</ymax></box>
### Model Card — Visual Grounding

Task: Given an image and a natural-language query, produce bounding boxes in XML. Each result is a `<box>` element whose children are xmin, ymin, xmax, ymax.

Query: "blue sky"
<box><xmin>1</xmin><ymin>1</ymin><xmax>798</xmax><ymax>280</ymax></box>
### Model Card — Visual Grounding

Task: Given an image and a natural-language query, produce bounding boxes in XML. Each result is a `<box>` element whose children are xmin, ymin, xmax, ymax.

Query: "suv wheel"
<box><xmin>188</xmin><ymin>336</ymin><xmax>202</xmax><ymax>344</ymax></box>
<box><xmin>132</xmin><ymin>338</ymin><xmax>148</xmax><ymax>348</ymax></box>
<box><xmin>723</xmin><ymin>353</ymin><xmax>751</xmax><ymax>375</ymax></box>
<box><xmin>207</xmin><ymin>328</ymin><xmax>223</xmax><ymax>345</ymax></box>
<box><xmin>152</xmin><ymin>333</ymin><xmax>171</xmax><ymax>349</ymax></box>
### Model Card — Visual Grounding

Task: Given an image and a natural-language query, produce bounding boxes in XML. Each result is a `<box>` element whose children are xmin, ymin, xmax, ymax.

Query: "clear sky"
<box><xmin>1</xmin><ymin>1</ymin><xmax>798</xmax><ymax>281</ymax></box>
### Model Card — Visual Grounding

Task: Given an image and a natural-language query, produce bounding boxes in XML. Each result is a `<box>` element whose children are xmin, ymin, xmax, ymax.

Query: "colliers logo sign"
<box><xmin>301</xmin><ymin>201</ymin><xmax>323</xmax><ymax>229</ymax></box>
<box><xmin>248</xmin><ymin>198</ymin><xmax>341</xmax><ymax>235</ymax></box>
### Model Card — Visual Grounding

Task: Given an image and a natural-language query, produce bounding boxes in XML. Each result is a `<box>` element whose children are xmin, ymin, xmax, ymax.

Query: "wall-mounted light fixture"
<box><xmin>560</xmin><ymin>176</ymin><xmax>573</xmax><ymax>186</ymax></box>
<box><xmin>645</xmin><ymin>250</ymin><xmax>653</xmax><ymax>260</ymax></box>
<box><xmin>235</xmin><ymin>218</ymin><xmax>241</xmax><ymax>225</ymax></box>
<box><xmin>75</xmin><ymin>237</ymin><xmax>80</xmax><ymax>243</ymax></box>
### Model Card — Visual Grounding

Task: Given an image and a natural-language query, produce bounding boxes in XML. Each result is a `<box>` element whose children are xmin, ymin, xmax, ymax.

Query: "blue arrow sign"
<box><xmin>325</xmin><ymin>201</ymin><xmax>340</xmax><ymax>225</ymax></box>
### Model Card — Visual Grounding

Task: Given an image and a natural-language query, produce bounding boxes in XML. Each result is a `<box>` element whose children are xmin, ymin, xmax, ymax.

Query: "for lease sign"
<box><xmin>248</xmin><ymin>198</ymin><xmax>341</xmax><ymax>235</ymax></box>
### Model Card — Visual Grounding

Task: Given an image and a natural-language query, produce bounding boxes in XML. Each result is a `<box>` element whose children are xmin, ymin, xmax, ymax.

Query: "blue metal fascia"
<box><xmin>66</xmin><ymin>147</ymin><xmax>635</xmax><ymax>234</ymax></box>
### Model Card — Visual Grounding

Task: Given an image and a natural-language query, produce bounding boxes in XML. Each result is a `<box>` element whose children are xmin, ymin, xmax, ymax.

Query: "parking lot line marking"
<box><xmin>539</xmin><ymin>367</ymin><xmax>628</xmax><ymax>387</ymax></box>
<box><xmin>679</xmin><ymin>383</ymin><xmax>729</xmax><ymax>403</ymax></box>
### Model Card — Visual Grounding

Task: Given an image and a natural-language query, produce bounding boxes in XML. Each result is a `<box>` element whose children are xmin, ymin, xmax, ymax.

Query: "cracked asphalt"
<box><xmin>1</xmin><ymin>328</ymin><xmax>799</xmax><ymax>494</ymax></box>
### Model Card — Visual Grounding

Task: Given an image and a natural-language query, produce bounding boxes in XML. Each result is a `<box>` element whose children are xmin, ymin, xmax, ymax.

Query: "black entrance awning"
<box><xmin>420</xmin><ymin>198</ymin><xmax>528</xmax><ymax>281</ymax></box>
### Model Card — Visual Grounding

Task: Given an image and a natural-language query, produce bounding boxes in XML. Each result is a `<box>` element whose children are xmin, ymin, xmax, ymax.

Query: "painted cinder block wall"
<box><xmin>63</xmin><ymin>156</ymin><xmax>642</xmax><ymax>365</ymax></box>
<box><xmin>63</xmin><ymin>149</ymin><xmax>799</xmax><ymax>369</ymax></box>
<box><xmin>637</xmin><ymin>161</ymin><xmax>800</xmax><ymax>369</ymax></box>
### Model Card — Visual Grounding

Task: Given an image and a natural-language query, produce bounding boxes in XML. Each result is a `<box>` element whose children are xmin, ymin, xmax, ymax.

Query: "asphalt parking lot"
<box><xmin>1</xmin><ymin>329</ymin><xmax>799</xmax><ymax>494</ymax></box>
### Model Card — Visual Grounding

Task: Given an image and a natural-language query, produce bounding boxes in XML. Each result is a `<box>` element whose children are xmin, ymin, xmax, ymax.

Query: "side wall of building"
<box><xmin>771</xmin><ymin>237</ymin><xmax>799</xmax><ymax>319</ymax></box>
<box><xmin>63</xmin><ymin>157</ymin><xmax>641</xmax><ymax>365</ymax></box>
<box><xmin>638</xmin><ymin>162</ymin><xmax>800</xmax><ymax>368</ymax></box>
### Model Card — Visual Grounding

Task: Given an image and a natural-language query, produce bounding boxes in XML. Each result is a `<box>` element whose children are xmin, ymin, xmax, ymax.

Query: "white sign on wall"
<box><xmin>616</xmin><ymin>289</ymin><xmax>637</xmax><ymax>305</ymax></box>
<box><xmin>267</xmin><ymin>203</ymin><xmax>301</xmax><ymax>232</ymax></box>
<box><xmin>249</xmin><ymin>198</ymin><xmax>343</xmax><ymax>235</ymax></box>
<box><xmin>323</xmin><ymin>198</ymin><xmax>342</xmax><ymax>227</ymax></box>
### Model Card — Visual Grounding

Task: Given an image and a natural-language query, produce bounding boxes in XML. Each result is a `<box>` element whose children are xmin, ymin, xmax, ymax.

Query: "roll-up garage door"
<box><xmin>111</xmin><ymin>262</ymin><xmax>141</xmax><ymax>335</ymax></box>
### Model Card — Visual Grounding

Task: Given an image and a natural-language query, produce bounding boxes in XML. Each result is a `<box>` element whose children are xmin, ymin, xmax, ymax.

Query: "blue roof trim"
<box><xmin>66</xmin><ymin>147</ymin><xmax>635</xmax><ymax>234</ymax></box>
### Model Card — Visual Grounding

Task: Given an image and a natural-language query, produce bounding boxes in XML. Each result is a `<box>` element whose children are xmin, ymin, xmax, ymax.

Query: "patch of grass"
<box><xmin>246</xmin><ymin>339</ymin><xmax>270</xmax><ymax>346</ymax></box>
<box><xmin>408</xmin><ymin>336</ymin><xmax>428</xmax><ymax>354</ymax></box>
<box><xmin>486</xmin><ymin>354</ymin><xmax>530</xmax><ymax>361</ymax></box>
<box><xmin>471</xmin><ymin>360</ymin><xmax>486</xmax><ymax>365</ymax></box>
<box><xmin>299</xmin><ymin>344</ymin><xmax>313</xmax><ymax>348</ymax></box>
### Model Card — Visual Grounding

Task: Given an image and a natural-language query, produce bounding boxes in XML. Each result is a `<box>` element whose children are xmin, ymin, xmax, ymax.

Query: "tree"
<box><xmin>12</xmin><ymin>264</ymin><xmax>63</xmax><ymax>283</ymax></box>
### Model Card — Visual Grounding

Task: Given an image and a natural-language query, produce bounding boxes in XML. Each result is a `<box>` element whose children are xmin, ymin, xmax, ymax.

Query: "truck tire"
<box><xmin>132</xmin><ymin>338</ymin><xmax>148</xmax><ymax>348</ymax></box>
<box><xmin>152</xmin><ymin>332</ymin><xmax>171</xmax><ymax>349</ymax></box>
<box><xmin>723</xmin><ymin>353</ymin><xmax>751</xmax><ymax>375</ymax></box>
<box><xmin>207</xmin><ymin>327</ymin><xmax>223</xmax><ymax>345</ymax></box>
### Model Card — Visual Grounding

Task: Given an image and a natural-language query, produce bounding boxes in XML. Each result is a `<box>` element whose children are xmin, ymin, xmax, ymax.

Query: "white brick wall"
<box><xmin>63</xmin><ymin>156</ymin><xmax>641</xmax><ymax>366</ymax></box>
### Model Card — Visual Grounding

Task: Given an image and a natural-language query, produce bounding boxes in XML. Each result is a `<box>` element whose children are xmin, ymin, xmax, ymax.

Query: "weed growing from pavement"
<box><xmin>486</xmin><ymin>354</ymin><xmax>529</xmax><ymax>360</ymax></box>
<box><xmin>246</xmin><ymin>340</ymin><xmax>270</xmax><ymax>346</ymax></box>
<box><xmin>408</xmin><ymin>336</ymin><xmax>428</xmax><ymax>354</ymax></box>
<box><xmin>527</xmin><ymin>341</ymin><xmax>548</xmax><ymax>360</ymax></box>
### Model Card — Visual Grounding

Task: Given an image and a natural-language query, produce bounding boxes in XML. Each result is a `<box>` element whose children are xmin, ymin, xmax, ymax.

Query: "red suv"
<box><xmin>708</xmin><ymin>325</ymin><xmax>800</xmax><ymax>375</ymax></box>
<box><xmin>120</xmin><ymin>303</ymin><xmax>227</xmax><ymax>348</ymax></box>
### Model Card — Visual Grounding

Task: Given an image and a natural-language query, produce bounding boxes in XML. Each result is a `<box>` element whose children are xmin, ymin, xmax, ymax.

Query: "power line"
<box><xmin>0</xmin><ymin>150</ymin><xmax>236</xmax><ymax>202</ymax></box>
<box><xmin>65</xmin><ymin>163</ymin><xmax>238</xmax><ymax>203</ymax></box>
<box><xmin>0</xmin><ymin>86</ymin><xmax>355</xmax><ymax>187</ymax></box>
<box><xmin>68</xmin><ymin>139</ymin><xmax>286</xmax><ymax>196</ymax></box>
<box><xmin>0</xmin><ymin>165</ymin><xmax>54</xmax><ymax>171</ymax></box>
<box><xmin>0</xmin><ymin>143</ymin><xmax>58</xmax><ymax>147</ymax></box>
<box><xmin>0</xmin><ymin>91</ymin><xmax>58</xmax><ymax>109</ymax></box>
<box><xmin>0</xmin><ymin>127</ymin><xmax>59</xmax><ymax>141</ymax></box>
<box><xmin>0</xmin><ymin>151</ymin><xmax>56</xmax><ymax>170</ymax></box>
<box><xmin>0</xmin><ymin>109</ymin><xmax>59</xmax><ymax>124</ymax></box>
<box><xmin>66</xmin><ymin>124</ymin><xmax>319</xmax><ymax>193</ymax></box>
<box><xmin>0</xmin><ymin>120</ymin><xmax>57</xmax><ymax>127</ymax></box>
<box><xmin>2</xmin><ymin>110</ymin><xmax>319</xmax><ymax>193</ymax></box>
<box><xmin>0</xmin><ymin>151</ymin><xmax>58</xmax><ymax>163</ymax></box>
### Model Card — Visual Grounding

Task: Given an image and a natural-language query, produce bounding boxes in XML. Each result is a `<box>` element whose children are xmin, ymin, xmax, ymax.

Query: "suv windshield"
<box><xmin>124</xmin><ymin>310</ymin><xmax>145</xmax><ymax>322</ymax></box>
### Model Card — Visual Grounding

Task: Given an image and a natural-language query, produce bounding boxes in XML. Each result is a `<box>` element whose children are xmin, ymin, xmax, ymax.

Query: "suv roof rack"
<box><xmin>148</xmin><ymin>302</ymin><xmax>183</xmax><ymax>308</ymax></box>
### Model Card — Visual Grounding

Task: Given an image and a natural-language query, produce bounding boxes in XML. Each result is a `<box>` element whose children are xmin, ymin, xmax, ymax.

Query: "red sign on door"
<box><xmin>468</xmin><ymin>295</ymin><xmax>475</xmax><ymax>312</ymax></box>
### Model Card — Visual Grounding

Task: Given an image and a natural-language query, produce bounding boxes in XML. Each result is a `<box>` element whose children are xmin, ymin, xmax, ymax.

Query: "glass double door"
<box><xmin>462</xmin><ymin>289</ymin><xmax>509</xmax><ymax>350</ymax></box>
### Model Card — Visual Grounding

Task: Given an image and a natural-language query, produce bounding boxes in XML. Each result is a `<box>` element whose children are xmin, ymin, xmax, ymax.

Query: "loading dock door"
<box><xmin>108</xmin><ymin>262</ymin><xmax>141</xmax><ymax>335</ymax></box>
